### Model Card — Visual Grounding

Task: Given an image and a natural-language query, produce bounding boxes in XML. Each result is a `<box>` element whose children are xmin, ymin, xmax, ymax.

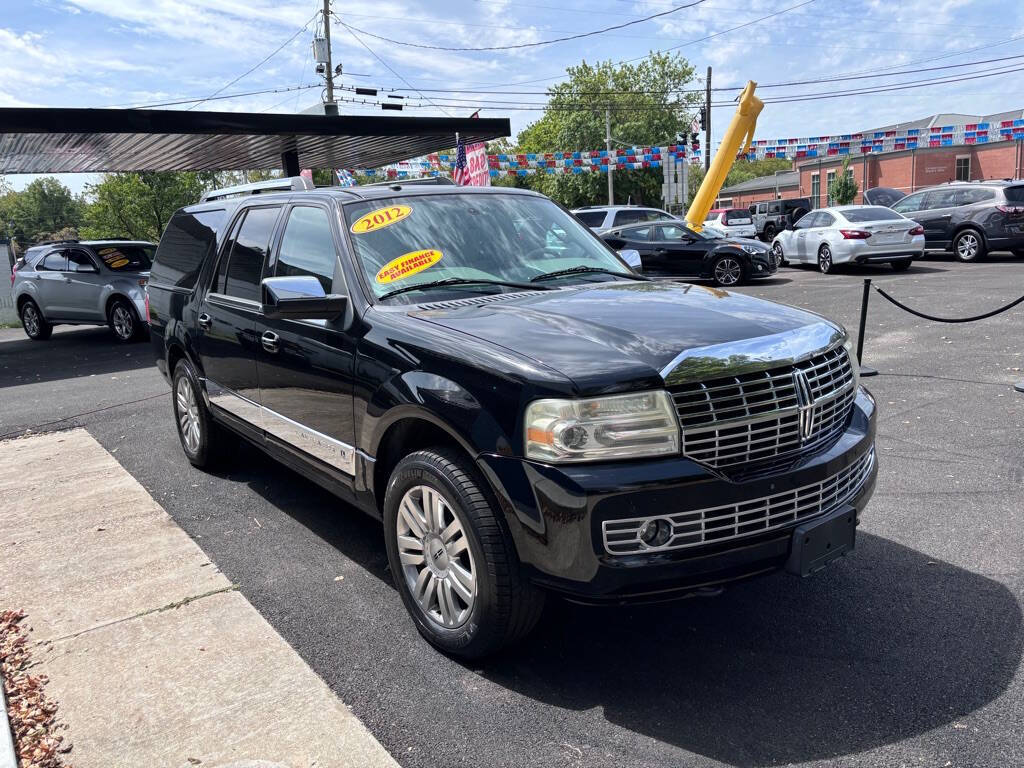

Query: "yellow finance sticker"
<box><xmin>375</xmin><ymin>249</ymin><xmax>442</xmax><ymax>284</ymax></box>
<box><xmin>350</xmin><ymin>204</ymin><xmax>413</xmax><ymax>234</ymax></box>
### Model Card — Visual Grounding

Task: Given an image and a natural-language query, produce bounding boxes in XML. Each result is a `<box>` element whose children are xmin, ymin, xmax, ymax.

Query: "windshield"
<box><xmin>345</xmin><ymin>193</ymin><xmax>630</xmax><ymax>301</ymax></box>
<box><xmin>840</xmin><ymin>207</ymin><xmax>905</xmax><ymax>222</ymax></box>
<box><xmin>94</xmin><ymin>245</ymin><xmax>155</xmax><ymax>271</ymax></box>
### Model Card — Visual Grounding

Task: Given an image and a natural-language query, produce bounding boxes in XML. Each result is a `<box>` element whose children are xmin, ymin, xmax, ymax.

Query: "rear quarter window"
<box><xmin>1003</xmin><ymin>186</ymin><xmax>1024</xmax><ymax>203</ymax></box>
<box><xmin>151</xmin><ymin>209</ymin><xmax>227</xmax><ymax>290</ymax></box>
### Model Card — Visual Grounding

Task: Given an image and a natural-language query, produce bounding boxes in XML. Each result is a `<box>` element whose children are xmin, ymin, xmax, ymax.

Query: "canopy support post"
<box><xmin>282</xmin><ymin>149</ymin><xmax>300</xmax><ymax>177</ymax></box>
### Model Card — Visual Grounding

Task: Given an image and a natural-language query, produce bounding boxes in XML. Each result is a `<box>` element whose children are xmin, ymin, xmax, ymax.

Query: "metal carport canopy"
<box><xmin>0</xmin><ymin>108</ymin><xmax>510</xmax><ymax>174</ymax></box>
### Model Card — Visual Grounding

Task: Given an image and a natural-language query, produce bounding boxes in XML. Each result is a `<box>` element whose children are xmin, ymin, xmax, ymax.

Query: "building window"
<box><xmin>955</xmin><ymin>156</ymin><xmax>970</xmax><ymax>182</ymax></box>
<box><xmin>810</xmin><ymin>174</ymin><xmax>820</xmax><ymax>208</ymax></box>
<box><xmin>826</xmin><ymin>170</ymin><xmax>836</xmax><ymax>205</ymax></box>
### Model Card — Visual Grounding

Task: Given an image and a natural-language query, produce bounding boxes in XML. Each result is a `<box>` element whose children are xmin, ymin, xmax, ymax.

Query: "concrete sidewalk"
<box><xmin>0</xmin><ymin>429</ymin><xmax>397</xmax><ymax>768</ymax></box>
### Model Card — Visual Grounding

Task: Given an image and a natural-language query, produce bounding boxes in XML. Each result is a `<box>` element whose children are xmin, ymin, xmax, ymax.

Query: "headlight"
<box><xmin>524</xmin><ymin>391</ymin><xmax>680</xmax><ymax>463</ymax></box>
<box><xmin>741</xmin><ymin>244</ymin><xmax>764</xmax><ymax>255</ymax></box>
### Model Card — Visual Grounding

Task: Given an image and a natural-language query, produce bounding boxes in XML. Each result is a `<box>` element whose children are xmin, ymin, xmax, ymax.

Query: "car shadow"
<box><xmin>0</xmin><ymin>326</ymin><xmax>152</xmax><ymax>388</ymax></box>
<box><xmin>222</xmin><ymin>440</ymin><xmax>1021</xmax><ymax>767</ymax></box>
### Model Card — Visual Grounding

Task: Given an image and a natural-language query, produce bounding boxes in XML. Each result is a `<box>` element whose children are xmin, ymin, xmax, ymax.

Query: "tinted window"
<box><xmin>768</xmin><ymin>202</ymin><xmax>781</xmax><ymax>214</ymax></box>
<box><xmin>892</xmin><ymin>192</ymin><xmax>926</xmax><ymax>213</ymax></box>
<box><xmin>923</xmin><ymin>188</ymin><xmax>958</xmax><ymax>210</ymax></box>
<box><xmin>224</xmin><ymin>207</ymin><xmax>279</xmax><ymax>302</ymax></box>
<box><xmin>152</xmin><ymin>209</ymin><xmax>226</xmax><ymax>290</ymax></box>
<box><xmin>622</xmin><ymin>226</ymin><xmax>652</xmax><ymax>242</ymax></box>
<box><xmin>574</xmin><ymin>211</ymin><xmax>606</xmax><ymax>227</ymax></box>
<box><xmin>841</xmin><ymin>207</ymin><xmax>904</xmax><ymax>222</ymax></box>
<box><xmin>793</xmin><ymin>212</ymin><xmax>817</xmax><ymax>229</ymax></box>
<box><xmin>723</xmin><ymin>209</ymin><xmax>751</xmax><ymax>223</ymax></box>
<box><xmin>39</xmin><ymin>252</ymin><xmax>66</xmax><ymax>271</ymax></box>
<box><xmin>658</xmin><ymin>224</ymin><xmax>702</xmax><ymax>241</ymax></box>
<box><xmin>1005</xmin><ymin>186</ymin><xmax>1024</xmax><ymax>203</ymax></box>
<box><xmin>641</xmin><ymin>210</ymin><xmax>671</xmax><ymax>222</ymax></box>
<box><xmin>276</xmin><ymin>206</ymin><xmax>337</xmax><ymax>293</ymax></box>
<box><xmin>93</xmin><ymin>245</ymin><xmax>154</xmax><ymax>272</ymax></box>
<box><xmin>757</xmin><ymin>203</ymin><xmax>767</xmax><ymax>214</ymax></box>
<box><xmin>67</xmin><ymin>250</ymin><xmax>96</xmax><ymax>272</ymax></box>
<box><xmin>958</xmin><ymin>188</ymin><xmax>995</xmax><ymax>205</ymax></box>
<box><xmin>613</xmin><ymin>209</ymin><xmax>644</xmax><ymax>226</ymax></box>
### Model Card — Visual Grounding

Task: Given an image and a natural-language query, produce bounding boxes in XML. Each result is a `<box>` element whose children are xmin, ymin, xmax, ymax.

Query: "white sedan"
<box><xmin>771</xmin><ymin>205</ymin><xmax>925</xmax><ymax>274</ymax></box>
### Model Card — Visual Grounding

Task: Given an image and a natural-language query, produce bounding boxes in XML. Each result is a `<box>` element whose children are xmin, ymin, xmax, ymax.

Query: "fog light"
<box><xmin>638</xmin><ymin>518</ymin><xmax>672</xmax><ymax>548</ymax></box>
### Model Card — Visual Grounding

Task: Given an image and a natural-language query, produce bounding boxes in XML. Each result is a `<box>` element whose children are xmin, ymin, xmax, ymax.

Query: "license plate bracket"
<box><xmin>785</xmin><ymin>505</ymin><xmax>856</xmax><ymax>577</ymax></box>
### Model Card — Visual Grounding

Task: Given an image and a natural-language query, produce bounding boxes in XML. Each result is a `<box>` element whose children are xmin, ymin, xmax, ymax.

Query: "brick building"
<box><xmin>717</xmin><ymin>110</ymin><xmax>1024</xmax><ymax>210</ymax></box>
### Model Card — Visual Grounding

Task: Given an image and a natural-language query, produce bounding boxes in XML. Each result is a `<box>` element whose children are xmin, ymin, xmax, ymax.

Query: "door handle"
<box><xmin>655</xmin><ymin>247</ymin><xmax>668</xmax><ymax>254</ymax></box>
<box><xmin>261</xmin><ymin>331</ymin><xmax>280</xmax><ymax>353</ymax></box>
<box><xmin>197</xmin><ymin>312</ymin><xmax>212</xmax><ymax>330</ymax></box>
<box><xmin>63</xmin><ymin>277</ymin><xmax>72</xmax><ymax>283</ymax></box>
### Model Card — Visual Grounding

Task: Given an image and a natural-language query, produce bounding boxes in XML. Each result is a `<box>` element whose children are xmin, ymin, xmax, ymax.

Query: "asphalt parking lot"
<box><xmin>2</xmin><ymin>252</ymin><xmax>1023</xmax><ymax>768</ymax></box>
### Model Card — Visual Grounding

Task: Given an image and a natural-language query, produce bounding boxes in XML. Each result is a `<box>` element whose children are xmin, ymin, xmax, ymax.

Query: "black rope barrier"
<box><xmin>873</xmin><ymin>285</ymin><xmax>1024</xmax><ymax>324</ymax></box>
<box><xmin>855</xmin><ymin>277</ymin><xmax>1024</xmax><ymax>392</ymax></box>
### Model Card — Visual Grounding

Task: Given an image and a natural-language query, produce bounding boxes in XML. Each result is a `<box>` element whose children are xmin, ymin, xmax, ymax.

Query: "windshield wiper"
<box><xmin>377</xmin><ymin>277</ymin><xmax>551</xmax><ymax>302</ymax></box>
<box><xmin>529</xmin><ymin>265</ymin><xmax>650</xmax><ymax>283</ymax></box>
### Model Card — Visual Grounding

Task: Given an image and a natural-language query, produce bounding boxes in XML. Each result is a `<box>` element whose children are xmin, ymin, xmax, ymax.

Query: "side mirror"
<box><xmin>261</xmin><ymin>275</ymin><xmax>347</xmax><ymax>321</ymax></box>
<box><xmin>617</xmin><ymin>249</ymin><xmax>642</xmax><ymax>270</ymax></box>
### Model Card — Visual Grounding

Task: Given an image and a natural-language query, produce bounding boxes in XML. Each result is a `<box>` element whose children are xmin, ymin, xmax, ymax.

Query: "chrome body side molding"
<box><xmin>202</xmin><ymin>377</ymin><xmax>357</xmax><ymax>475</ymax></box>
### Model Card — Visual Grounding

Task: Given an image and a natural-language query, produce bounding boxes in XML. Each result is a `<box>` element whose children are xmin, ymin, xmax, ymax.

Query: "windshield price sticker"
<box><xmin>375</xmin><ymin>249</ymin><xmax>442</xmax><ymax>284</ymax></box>
<box><xmin>351</xmin><ymin>204</ymin><xmax>413</xmax><ymax>234</ymax></box>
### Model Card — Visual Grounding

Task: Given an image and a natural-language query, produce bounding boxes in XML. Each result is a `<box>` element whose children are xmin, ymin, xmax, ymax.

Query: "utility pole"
<box><xmin>322</xmin><ymin>0</ymin><xmax>337</xmax><ymax>116</ymax></box>
<box><xmin>605</xmin><ymin>107</ymin><xmax>614</xmax><ymax>205</ymax></box>
<box><xmin>704</xmin><ymin>66</ymin><xmax>712</xmax><ymax>172</ymax></box>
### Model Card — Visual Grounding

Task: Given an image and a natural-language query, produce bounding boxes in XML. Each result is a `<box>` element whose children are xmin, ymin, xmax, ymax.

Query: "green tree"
<box><xmin>81</xmin><ymin>172</ymin><xmax>212</xmax><ymax>242</ymax></box>
<box><xmin>687</xmin><ymin>158</ymin><xmax>793</xmax><ymax>205</ymax></box>
<box><xmin>7</xmin><ymin>177</ymin><xmax>82</xmax><ymax>242</ymax></box>
<box><xmin>828</xmin><ymin>156</ymin><xmax>858</xmax><ymax>205</ymax></box>
<box><xmin>512</xmin><ymin>53</ymin><xmax>701</xmax><ymax>208</ymax></box>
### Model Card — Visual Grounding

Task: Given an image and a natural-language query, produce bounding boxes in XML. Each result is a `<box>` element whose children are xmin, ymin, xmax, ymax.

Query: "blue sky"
<box><xmin>3</xmin><ymin>0</ymin><xmax>1023</xmax><ymax>194</ymax></box>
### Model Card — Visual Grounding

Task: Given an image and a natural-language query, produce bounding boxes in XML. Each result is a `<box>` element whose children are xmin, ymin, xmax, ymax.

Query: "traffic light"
<box><xmin>690</xmin><ymin>133</ymin><xmax>700</xmax><ymax>153</ymax></box>
<box><xmin>699</xmin><ymin>106</ymin><xmax>707</xmax><ymax>131</ymax></box>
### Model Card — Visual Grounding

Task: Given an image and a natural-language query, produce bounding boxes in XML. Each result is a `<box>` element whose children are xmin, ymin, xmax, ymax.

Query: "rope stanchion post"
<box><xmin>856</xmin><ymin>278</ymin><xmax>879</xmax><ymax>377</ymax></box>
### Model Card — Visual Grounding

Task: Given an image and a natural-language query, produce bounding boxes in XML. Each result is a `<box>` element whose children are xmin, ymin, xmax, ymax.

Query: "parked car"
<box><xmin>862</xmin><ymin>187</ymin><xmax>906</xmax><ymax>208</ymax></box>
<box><xmin>704</xmin><ymin>207</ymin><xmax>756</xmax><ymax>238</ymax></box>
<box><xmin>571</xmin><ymin>204</ymin><xmax>677</xmax><ymax>231</ymax></box>
<box><xmin>12</xmin><ymin>239</ymin><xmax>155</xmax><ymax>342</ymax></box>
<box><xmin>770</xmin><ymin>205</ymin><xmax>924</xmax><ymax>274</ymax></box>
<box><xmin>750</xmin><ymin>197</ymin><xmax>812</xmax><ymax>241</ymax></box>
<box><xmin>149</xmin><ymin>180</ymin><xmax>876</xmax><ymax>658</ymax></box>
<box><xmin>890</xmin><ymin>181</ymin><xmax>1024</xmax><ymax>262</ymax></box>
<box><xmin>601</xmin><ymin>220</ymin><xmax>776</xmax><ymax>285</ymax></box>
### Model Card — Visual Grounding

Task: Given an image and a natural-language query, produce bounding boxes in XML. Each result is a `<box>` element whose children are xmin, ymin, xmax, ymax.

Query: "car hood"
<box><xmin>715</xmin><ymin>235</ymin><xmax>767</xmax><ymax>251</ymax></box>
<box><xmin>410</xmin><ymin>281</ymin><xmax>838</xmax><ymax>394</ymax></box>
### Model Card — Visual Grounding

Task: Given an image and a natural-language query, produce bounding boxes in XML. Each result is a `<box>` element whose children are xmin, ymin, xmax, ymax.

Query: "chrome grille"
<box><xmin>603</xmin><ymin>447</ymin><xmax>875</xmax><ymax>555</ymax></box>
<box><xmin>670</xmin><ymin>345</ymin><xmax>855</xmax><ymax>469</ymax></box>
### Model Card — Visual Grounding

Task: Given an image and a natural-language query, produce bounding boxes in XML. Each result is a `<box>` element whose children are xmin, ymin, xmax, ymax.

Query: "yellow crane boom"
<box><xmin>685</xmin><ymin>81</ymin><xmax>763</xmax><ymax>231</ymax></box>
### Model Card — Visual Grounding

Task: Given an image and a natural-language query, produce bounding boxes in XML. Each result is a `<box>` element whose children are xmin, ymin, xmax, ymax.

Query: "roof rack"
<box><xmin>34</xmin><ymin>239</ymin><xmax>79</xmax><ymax>246</ymax></box>
<box><xmin>363</xmin><ymin>176</ymin><xmax>456</xmax><ymax>187</ymax></box>
<box><xmin>200</xmin><ymin>176</ymin><xmax>315</xmax><ymax>202</ymax></box>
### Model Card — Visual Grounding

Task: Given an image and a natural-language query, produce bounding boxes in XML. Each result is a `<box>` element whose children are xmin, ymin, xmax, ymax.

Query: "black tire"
<box><xmin>817</xmin><ymin>244</ymin><xmax>834</xmax><ymax>274</ymax></box>
<box><xmin>383</xmin><ymin>447</ymin><xmax>545</xmax><ymax>658</ymax></box>
<box><xmin>891</xmin><ymin>259</ymin><xmax>913</xmax><ymax>272</ymax></box>
<box><xmin>710</xmin><ymin>253</ymin><xmax>747</xmax><ymax>287</ymax></box>
<box><xmin>771</xmin><ymin>241</ymin><xmax>788</xmax><ymax>267</ymax></box>
<box><xmin>763</xmin><ymin>223</ymin><xmax>777</xmax><ymax>241</ymax></box>
<box><xmin>107</xmin><ymin>296</ymin><xmax>143</xmax><ymax>343</ymax></box>
<box><xmin>19</xmin><ymin>299</ymin><xmax>52</xmax><ymax>341</ymax></box>
<box><xmin>952</xmin><ymin>228</ymin><xmax>986</xmax><ymax>263</ymax></box>
<box><xmin>171</xmin><ymin>358</ymin><xmax>228</xmax><ymax>469</ymax></box>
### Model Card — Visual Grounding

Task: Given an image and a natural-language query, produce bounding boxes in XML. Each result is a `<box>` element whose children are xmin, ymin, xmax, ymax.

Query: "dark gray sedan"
<box><xmin>11</xmin><ymin>240</ymin><xmax>155</xmax><ymax>342</ymax></box>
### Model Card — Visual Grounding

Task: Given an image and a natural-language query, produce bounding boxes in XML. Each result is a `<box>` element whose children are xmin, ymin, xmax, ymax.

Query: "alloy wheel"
<box><xmin>112</xmin><ymin>305</ymin><xmax>134</xmax><ymax>340</ymax></box>
<box><xmin>175</xmin><ymin>375</ymin><xmax>201</xmax><ymax>453</ymax></box>
<box><xmin>714</xmin><ymin>257</ymin><xmax>743</xmax><ymax>286</ymax></box>
<box><xmin>956</xmin><ymin>232</ymin><xmax>979</xmax><ymax>261</ymax></box>
<box><xmin>396</xmin><ymin>484</ymin><xmax>476</xmax><ymax>629</ymax></box>
<box><xmin>22</xmin><ymin>304</ymin><xmax>40</xmax><ymax>337</ymax></box>
<box><xmin>818</xmin><ymin>246</ymin><xmax>833</xmax><ymax>274</ymax></box>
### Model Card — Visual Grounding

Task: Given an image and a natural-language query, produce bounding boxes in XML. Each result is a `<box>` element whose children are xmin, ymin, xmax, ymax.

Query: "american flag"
<box><xmin>452</xmin><ymin>139</ymin><xmax>469</xmax><ymax>186</ymax></box>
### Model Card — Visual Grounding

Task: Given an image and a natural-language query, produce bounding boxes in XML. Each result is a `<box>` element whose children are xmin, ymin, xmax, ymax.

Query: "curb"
<box><xmin>0</xmin><ymin>679</ymin><xmax>16</xmax><ymax>768</ymax></box>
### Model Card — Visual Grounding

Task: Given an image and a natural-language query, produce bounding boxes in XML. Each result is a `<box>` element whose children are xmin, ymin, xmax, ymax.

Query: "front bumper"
<box><xmin>478</xmin><ymin>388</ymin><xmax>876</xmax><ymax>603</ymax></box>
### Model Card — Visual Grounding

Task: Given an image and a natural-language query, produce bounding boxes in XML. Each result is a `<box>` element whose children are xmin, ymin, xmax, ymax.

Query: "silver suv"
<box><xmin>571</xmin><ymin>205</ymin><xmax>677</xmax><ymax>232</ymax></box>
<box><xmin>11</xmin><ymin>240</ymin><xmax>155</xmax><ymax>342</ymax></box>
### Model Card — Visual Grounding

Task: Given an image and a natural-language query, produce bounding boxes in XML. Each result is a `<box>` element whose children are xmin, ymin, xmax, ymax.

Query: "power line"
<box><xmin>334</xmin><ymin>18</ymin><xmax>454</xmax><ymax>117</ymax></box>
<box><xmin>188</xmin><ymin>8</ymin><xmax>320</xmax><ymax>111</ymax></box>
<box><xmin>117</xmin><ymin>84</ymin><xmax>320</xmax><ymax>110</ymax></box>
<box><xmin>336</xmin><ymin>0</ymin><xmax>708</xmax><ymax>52</ymax></box>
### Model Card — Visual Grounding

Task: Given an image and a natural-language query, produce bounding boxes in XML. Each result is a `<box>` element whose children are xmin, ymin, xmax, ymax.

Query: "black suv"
<box><xmin>891</xmin><ymin>181</ymin><xmax>1024</xmax><ymax>261</ymax></box>
<box><xmin>148</xmin><ymin>181</ymin><xmax>877</xmax><ymax>657</ymax></box>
